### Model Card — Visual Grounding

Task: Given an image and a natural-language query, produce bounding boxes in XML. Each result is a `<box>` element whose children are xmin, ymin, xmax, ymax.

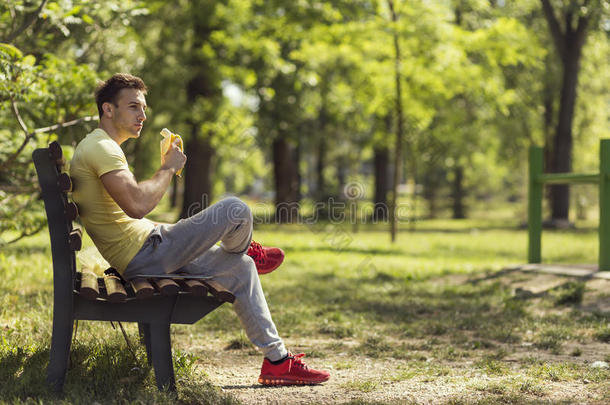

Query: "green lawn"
<box><xmin>1</xmin><ymin>215</ymin><xmax>608</xmax><ymax>404</ymax></box>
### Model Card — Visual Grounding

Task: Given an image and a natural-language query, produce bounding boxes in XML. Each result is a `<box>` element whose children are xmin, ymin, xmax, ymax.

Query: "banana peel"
<box><xmin>160</xmin><ymin>128</ymin><xmax>184</xmax><ymax>177</ymax></box>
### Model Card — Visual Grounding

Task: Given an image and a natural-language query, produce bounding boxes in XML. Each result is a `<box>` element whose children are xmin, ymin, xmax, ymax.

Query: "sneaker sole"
<box><xmin>258</xmin><ymin>376</ymin><xmax>329</xmax><ymax>386</ymax></box>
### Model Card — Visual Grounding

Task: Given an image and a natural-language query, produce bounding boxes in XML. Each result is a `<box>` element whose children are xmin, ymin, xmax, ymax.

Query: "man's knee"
<box><xmin>233</xmin><ymin>254</ymin><xmax>256</xmax><ymax>280</ymax></box>
<box><xmin>220</xmin><ymin>196</ymin><xmax>252</xmax><ymax>224</ymax></box>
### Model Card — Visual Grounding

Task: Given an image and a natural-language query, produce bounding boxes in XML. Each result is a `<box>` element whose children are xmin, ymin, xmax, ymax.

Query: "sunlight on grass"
<box><xmin>1</xmin><ymin>216</ymin><xmax>608</xmax><ymax>403</ymax></box>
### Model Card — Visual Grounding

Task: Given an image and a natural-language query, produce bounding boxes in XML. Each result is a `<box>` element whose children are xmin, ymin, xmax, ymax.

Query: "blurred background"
<box><xmin>1</xmin><ymin>0</ymin><xmax>609</xmax><ymax>243</ymax></box>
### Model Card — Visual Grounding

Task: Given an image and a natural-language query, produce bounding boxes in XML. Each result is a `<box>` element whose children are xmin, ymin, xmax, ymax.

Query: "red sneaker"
<box><xmin>258</xmin><ymin>353</ymin><xmax>330</xmax><ymax>385</ymax></box>
<box><xmin>247</xmin><ymin>240</ymin><xmax>285</xmax><ymax>275</ymax></box>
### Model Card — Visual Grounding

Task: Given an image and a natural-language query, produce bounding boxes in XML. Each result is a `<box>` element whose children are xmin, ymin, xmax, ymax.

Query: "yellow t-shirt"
<box><xmin>70</xmin><ymin>128</ymin><xmax>154</xmax><ymax>274</ymax></box>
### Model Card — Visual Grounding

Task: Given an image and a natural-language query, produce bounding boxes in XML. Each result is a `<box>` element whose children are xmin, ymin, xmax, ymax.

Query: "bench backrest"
<box><xmin>33</xmin><ymin>142</ymin><xmax>81</xmax><ymax>301</ymax></box>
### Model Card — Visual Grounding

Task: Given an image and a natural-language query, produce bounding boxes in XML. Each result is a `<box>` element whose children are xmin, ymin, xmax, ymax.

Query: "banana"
<box><xmin>160</xmin><ymin>128</ymin><xmax>184</xmax><ymax>177</ymax></box>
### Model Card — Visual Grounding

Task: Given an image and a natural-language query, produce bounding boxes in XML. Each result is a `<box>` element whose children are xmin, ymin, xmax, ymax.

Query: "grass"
<box><xmin>552</xmin><ymin>281</ymin><xmax>586</xmax><ymax>306</ymax></box>
<box><xmin>341</xmin><ymin>378</ymin><xmax>380</xmax><ymax>392</ymax></box>
<box><xmin>1</xmin><ymin>209</ymin><xmax>609</xmax><ymax>404</ymax></box>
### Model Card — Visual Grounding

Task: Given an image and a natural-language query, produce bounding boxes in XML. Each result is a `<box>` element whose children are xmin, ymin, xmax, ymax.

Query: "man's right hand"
<box><xmin>161</xmin><ymin>138</ymin><xmax>186</xmax><ymax>173</ymax></box>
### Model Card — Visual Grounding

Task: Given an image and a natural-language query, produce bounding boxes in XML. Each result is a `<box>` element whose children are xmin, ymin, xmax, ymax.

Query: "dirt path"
<box><xmin>190</xmin><ymin>340</ymin><xmax>608</xmax><ymax>404</ymax></box>
<box><xmin>185</xmin><ymin>270</ymin><xmax>610</xmax><ymax>404</ymax></box>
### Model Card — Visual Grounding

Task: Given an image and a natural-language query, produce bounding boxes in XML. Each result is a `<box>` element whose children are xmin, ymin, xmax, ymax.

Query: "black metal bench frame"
<box><xmin>33</xmin><ymin>141</ymin><xmax>233</xmax><ymax>392</ymax></box>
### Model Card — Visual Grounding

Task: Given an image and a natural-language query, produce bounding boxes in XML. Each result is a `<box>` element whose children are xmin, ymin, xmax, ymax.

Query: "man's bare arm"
<box><xmin>101</xmin><ymin>140</ymin><xmax>186</xmax><ymax>219</ymax></box>
<box><xmin>101</xmin><ymin>167</ymin><xmax>176</xmax><ymax>219</ymax></box>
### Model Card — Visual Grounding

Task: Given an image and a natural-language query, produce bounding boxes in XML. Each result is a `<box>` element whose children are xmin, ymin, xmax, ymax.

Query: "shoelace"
<box><xmin>289</xmin><ymin>353</ymin><xmax>309</xmax><ymax>370</ymax></box>
<box><xmin>248</xmin><ymin>241</ymin><xmax>266</xmax><ymax>264</ymax></box>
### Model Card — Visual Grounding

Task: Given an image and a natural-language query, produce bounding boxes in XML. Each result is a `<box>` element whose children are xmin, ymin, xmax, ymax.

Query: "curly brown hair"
<box><xmin>95</xmin><ymin>73</ymin><xmax>147</xmax><ymax>119</ymax></box>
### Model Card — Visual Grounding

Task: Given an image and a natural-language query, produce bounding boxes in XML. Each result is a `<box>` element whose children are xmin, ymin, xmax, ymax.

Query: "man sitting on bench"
<box><xmin>69</xmin><ymin>73</ymin><xmax>330</xmax><ymax>386</ymax></box>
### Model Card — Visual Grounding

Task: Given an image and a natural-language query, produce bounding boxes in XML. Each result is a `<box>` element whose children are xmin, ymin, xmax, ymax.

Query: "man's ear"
<box><xmin>102</xmin><ymin>102</ymin><xmax>113</xmax><ymax>118</ymax></box>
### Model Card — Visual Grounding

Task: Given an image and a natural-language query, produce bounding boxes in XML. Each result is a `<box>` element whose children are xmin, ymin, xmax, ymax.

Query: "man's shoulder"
<box><xmin>72</xmin><ymin>129</ymin><xmax>127</xmax><ymax>175</ymax></box>
<box><xmin>75</xmin><ymin>129</ymin><xmax>124</xmax><ymax>161</ymax></box>
<box><xmin>76</xmin><ymin>129</ymin><xmax>118</xmax><ymax>152</ymax></box>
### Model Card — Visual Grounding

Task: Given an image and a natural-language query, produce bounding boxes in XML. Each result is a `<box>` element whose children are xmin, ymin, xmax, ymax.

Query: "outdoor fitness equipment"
<box><xmin>528</xmin><ymin>139</ymin><xmax>610</xmax><ymax>271</ymax></box>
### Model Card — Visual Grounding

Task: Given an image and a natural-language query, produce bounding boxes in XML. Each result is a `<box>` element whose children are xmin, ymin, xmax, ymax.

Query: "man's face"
<box><xmin>105</xmin><ymin>88</ymin><xmax>147</xmax><ymax>139</ymax></box>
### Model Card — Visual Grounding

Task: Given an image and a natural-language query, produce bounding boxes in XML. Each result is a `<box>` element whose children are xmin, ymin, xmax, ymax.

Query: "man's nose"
<box><xmin>139</xmin><ymin>110</ymin><xmax>146</xmax><ymax>121</ymax></box>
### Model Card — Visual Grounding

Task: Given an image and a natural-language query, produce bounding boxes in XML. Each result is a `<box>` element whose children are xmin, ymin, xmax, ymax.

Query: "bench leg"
<box><xmin>149</xmin><ymin>322</ymin><xmax>176</xmax><ymax>392</ymax></box>
<box><xmin>138</xmin><ymin>322</ymin><xmax>152</xmax><ymax>366</ymax></box>
<box><xmin>47</xmin><ymin>313</ymin><xmax>73</xmax><ymax>392</ymax></box>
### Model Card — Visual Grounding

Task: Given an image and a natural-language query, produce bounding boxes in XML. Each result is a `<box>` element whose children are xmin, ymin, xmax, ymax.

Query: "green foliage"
<box><xmin>552</xmin><ymin>281</ymin><xmax>586</xmax><ymax>306</ymax></box>
<box><xmin>1</xmin><ymin>0</ymin><xmax>610</xmax><ymax>237</ymax></box>
<box><xmin>0</xmin><ymin>1</ymin><xmax>144</xmax><ymax>244</ymax></box>
<box><xmin>0</xmin><ymin>43</ymin><xmax>99</xmax><ymax>244</ymax></box>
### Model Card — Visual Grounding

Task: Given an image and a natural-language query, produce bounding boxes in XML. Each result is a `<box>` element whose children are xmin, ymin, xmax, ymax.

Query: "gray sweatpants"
<box><xmin>123</xmin><ymin>196</ymin><xmax>287</xmax><ymax>362</ymax></box>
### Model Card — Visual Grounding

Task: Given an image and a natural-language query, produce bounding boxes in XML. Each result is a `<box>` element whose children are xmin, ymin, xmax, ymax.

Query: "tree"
<box><xmin>132</xmin><ymin>0</ymin><xmax>243</xmax><ymax>218</ymax></box>
<box><xmin>386</xmin><ymin>0</ymin><xmax>404</xmax><ymax>241</ymax></box>
<box><xmin>540</xmin><ymin>0</ymin><xmax>607</xmax><ymax>224</ymax></box>
<box><xmin>0</xmin><ymin>1</ymin><xmax>143</xmax><ymax>244</ymax></box>
<box><xmin>227</xmin><ymin>0</ymin><xmax>378</xmax><ymax>222</ymax></box>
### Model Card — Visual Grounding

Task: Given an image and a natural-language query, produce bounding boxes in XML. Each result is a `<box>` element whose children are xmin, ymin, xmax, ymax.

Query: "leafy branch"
<box><xmin>3</xmin><ymin>0</ymin><xmax>50</xmax><ymax>43</ymax></box>
<box><xmin>0</xmin><ymin>99</ymin><xmax>98</xmax><ymax>171</ymax></box>
<box><xmin>0</xmin><ymin>223</ymin><xmax>46</xmax><ymax>246</ymax></box>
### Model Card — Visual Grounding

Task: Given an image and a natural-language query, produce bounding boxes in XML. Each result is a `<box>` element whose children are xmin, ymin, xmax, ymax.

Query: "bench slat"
<box><xmin>49</xmin><ymin>141</ymin><xmax>63</xmax><ymax>163</ymax></box>
<box><xmin>181</xmin><ymin>279</ymin><xmax>208</xmax><ymax>296</ymax></box>
<box><xmin>64</xmin><ymin>201</ymin><xmax>79</xmax><ymax>222</ymax></box>
<box><xmin>202</xmin><ymin>280</ymin><xmax>235</xmax><ymax>303</ymax></box>
<box><xmin>57</xmin><ymin>172</ymin><xmax>72</xmax><ymax>192</ymax></box>
<box><xmin>69</xmin><ymin>228</ymin><xmax>82</xmax><ymax>251</ymax></box>
<box><xmin>131</xmin><ymin>278</ymin><xmax>155</xmax><ymax>299</ymax></box>
<box><xmin>104</xmin><ymin>275</ymin><xmax>127</xmax><ymax>303</ymax></box>
<box><xmin>79</xmin><ymin>271</ymin><xmax>100</xmax><ymax>300</ymax></box>
<box><xmin>152</xmin><ymin>278</ymin><xmax>180</xmax><ymax>296</ymax></box>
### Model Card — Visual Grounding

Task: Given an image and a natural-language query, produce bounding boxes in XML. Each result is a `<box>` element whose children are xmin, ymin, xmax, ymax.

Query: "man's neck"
<box><xmin>99</xmin><ymin>122</ymin><xmax>127</xmax><ymax>145</ymax></box>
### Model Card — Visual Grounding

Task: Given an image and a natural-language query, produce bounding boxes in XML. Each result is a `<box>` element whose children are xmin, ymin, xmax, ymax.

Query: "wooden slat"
<box><xmin>152</xmin><ymin>278</ymin><xmax>180</xmax><ymax>296</ymax></box>
<box><xmin>131</xmin><ymin>278</ymin><xmax>155</xmax><ymax>299</ymax></box>
<box><xmin>65</xmin><ymin>201</ymin><xmax>79</xmax><ymax>222</ymax></box>
<box><xmin>182</xmin><ymin>279</ymin><xmax>208</xmax><ymax>296</ymax></box>
<box><xmin>49</xmin><ymin>141</ymin><xmax>62</xmax><ymax>162</ymax></box>
<box><xmin>202</xmin><ymin>280</ymin><xmax>235</xmax><ymax>303</ymax></box>
<box><xmin>69</xmin><ymin>228</ymin><xmax>82</xmax><ymax>251</ymax></box>
<box><xmin>79</xmin><ymin>271</ymin><xmax>100</xmax><ymax>300</ymax></box>
<box><xmin>56</xmin><ymin>158</ymin><xmax>66</xmax><ymax>172</ymax></box>
<box><xmin>57</xmin><ymin>172</ymin><xmax>72</xmax><ymax>192</ymax></box>
<box><xmin>104</xmin><ymin>275</ymin><xmax>127</xmax><ymax>303</ymax></box>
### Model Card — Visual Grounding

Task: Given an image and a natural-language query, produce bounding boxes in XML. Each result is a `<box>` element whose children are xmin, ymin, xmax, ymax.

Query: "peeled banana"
<box><xmin>160</xmin><ymin>128</ymin><xmax>184</xmax><ymax>177</ymax></box>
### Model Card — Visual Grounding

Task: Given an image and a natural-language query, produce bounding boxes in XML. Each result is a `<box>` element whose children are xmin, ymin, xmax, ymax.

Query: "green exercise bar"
<box><xmin>538</xmin><ymin>173</ymin><xmax>599</xmax><ymax>184</ymax></box>
<box><xmin>528</xmin><ymin>139</ymin><xmax>610</xmax><ymax>271</ymax></box>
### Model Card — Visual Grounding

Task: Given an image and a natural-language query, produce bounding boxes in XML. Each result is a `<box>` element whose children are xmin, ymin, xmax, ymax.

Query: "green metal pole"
<box><xmin>599</xmin><ymin>140</ymin><xmax>610</xmax><ymax>271</ymax></box>
<box><xmin>528</xmin><ymin>146</ymin><xmax>544</xmax><ymax>263</ymax></box>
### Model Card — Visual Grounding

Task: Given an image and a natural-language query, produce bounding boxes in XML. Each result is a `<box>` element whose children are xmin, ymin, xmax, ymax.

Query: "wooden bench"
<box><xmin>33</xmin><ymin>141</ymin><xmax>235</xmax><ymax>392</ymax></box>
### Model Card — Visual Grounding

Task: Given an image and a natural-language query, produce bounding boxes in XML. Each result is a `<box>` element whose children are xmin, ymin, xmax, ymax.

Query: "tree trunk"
<box><xmin>543</xmin><ymin>56</ymin><xmax>555</xmax><ymax>212</ymax></box>
<box><xmin>180</xmin><ymin>131</ymin><xmax>214</xmax><ymax>218</ymax></box>
<box><xmin>295</xmin><ymin>139</ymin><xmax>302</xmax><ymax>201</ymax></box>
<box><xmin>373</xmin><ymin>147</ymin><xmax>389</xmax><ymax>221</ymax></box>
<box><xmin>273</xmin><ymin>138</ymin><xmax>299</xmax><ymax>223</ymax></box>
<box><xmin>424</xmin><ymin>183</ymin><xmax>438</xmax><ymax>219</ymax></box>
<box><xmin>422</xmin><ymin>164</ymin><xmax>444</xmax><ymax>219</ymax></box>
<box><xmin>337</xmin><ymin>156</ymin><xmax>347</xmax><ymax>198</ymax></box>
<box><xmin>549</xmin><ymin>47</ymin><xmax>582</xmax><ymax>221</ymax></box>
<box><xmin>452</xmin><ymin>165</ymin><xmax>465</xmax><ymax>219</ymax></box>
<box><xmin>387</xmin><ymin>0</ymin><xmax>403</xmax><ymax>243</ymax></box>
<box><xmin>543</xmin><ymin>53</ymin><xmax>555</xmax><ymax>168</ymax></box>
<box><xmin>540</xmin><ymin>0</ymin><xmax>590</xmax><ymax>223</ymax></box>
<box><xmin>179</xmin><ymin>1</ymin><xmax>221</xmax><ymax>219</ymax></box>
<box><xmin>316</xmin><ymin>136</ymin><xmax>326</xmax><ymax>199</ymax></box>
<box><xmin>316</xmin><ymin>89</ymin><xmax>329</xmax><ymax>200</ymax></box>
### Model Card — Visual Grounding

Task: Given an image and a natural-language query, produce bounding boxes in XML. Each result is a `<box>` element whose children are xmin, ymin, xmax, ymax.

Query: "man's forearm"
<box><xmin>134</xmin><ymin>166</ymin><xmax>176</xmax><ymax>218</ymax></box>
